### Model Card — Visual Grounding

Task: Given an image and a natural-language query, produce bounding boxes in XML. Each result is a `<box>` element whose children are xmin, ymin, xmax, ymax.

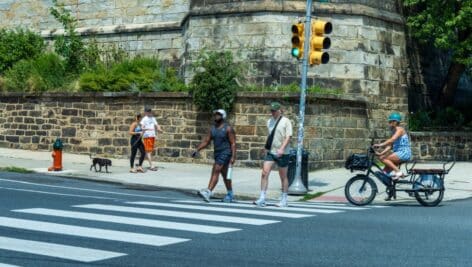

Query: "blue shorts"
<box><xmin>214</xmin><ymin>152</ymin><xmax>232</xmax><ymax>166</ymax></box>
<box><xmin>394</xmin><ymin>149</ymin><xmax>411</xmax><ymax>162</ymax></box>
<box><xmin>264</xmin><ymin>153</ymin><xmax>290</xmax><ymax>168</ymax></box>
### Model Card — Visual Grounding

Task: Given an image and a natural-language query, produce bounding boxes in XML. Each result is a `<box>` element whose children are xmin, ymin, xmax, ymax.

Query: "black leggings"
<box><xmin>130</xmin><ymin>137</ymin><xmax>145</xmax><ymax>168</ymax></box>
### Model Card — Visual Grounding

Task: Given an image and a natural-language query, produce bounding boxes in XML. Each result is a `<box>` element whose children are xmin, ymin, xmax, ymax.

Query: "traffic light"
<box><xmin>291</xmin><ymin>23</ymin><xmax>304</xmax><ymax>59</ymax></box>
<box><xmin>309</xmin><ymin>20</ymin><xmax>332</xmax><ymax>65</ymax></box>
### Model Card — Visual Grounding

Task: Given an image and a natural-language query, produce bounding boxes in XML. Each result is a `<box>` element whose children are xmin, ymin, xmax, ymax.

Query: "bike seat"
<box><xmin>410</xmin><ymin>168</ymin><xmax>446</xmax><ymax>175</ymax></box>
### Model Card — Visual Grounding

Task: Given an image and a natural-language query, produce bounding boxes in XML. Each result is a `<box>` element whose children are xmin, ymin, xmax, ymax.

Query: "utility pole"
<box><xmin>288</xmin><ymin>0</ymin><xmax>313</xmax><ymax>195</ymax></box>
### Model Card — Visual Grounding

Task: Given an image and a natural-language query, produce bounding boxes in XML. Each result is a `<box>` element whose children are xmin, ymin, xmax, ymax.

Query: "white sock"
<box><xmin>259</xmin><ymin>191</ymin><xmax>266</xmax><ymax>200</ymax></box>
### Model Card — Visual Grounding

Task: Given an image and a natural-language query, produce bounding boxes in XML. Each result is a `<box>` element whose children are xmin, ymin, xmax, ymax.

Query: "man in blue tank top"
<box><xmin>193</xmin><ymin>109</ymin><xmax>237</xmax><ymax>202</ymax></box>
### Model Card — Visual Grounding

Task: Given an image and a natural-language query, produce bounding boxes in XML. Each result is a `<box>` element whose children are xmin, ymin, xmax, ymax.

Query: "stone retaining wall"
<box><xmin>0</xmin><ymin>92</ymin><xmax>370</xmax><ymax>170</ymax></box>
<box><xmin>410</xmin><ymin>132</ymin><xmax>472</xmax><ymax>162</ymax></box>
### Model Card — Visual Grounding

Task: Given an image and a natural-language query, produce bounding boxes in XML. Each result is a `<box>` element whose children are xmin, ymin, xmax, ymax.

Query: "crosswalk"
<box><xmin>0</xmin><ymin>199</ymin><xmax>386</xmax><ymax>264</ymax></box>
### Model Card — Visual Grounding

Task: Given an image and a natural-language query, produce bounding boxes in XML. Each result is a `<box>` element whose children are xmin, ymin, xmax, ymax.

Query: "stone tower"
<box><xmin>0</xmin><ymin>0</ymin><xmax>409</xmax><ymax>125</ymax></box>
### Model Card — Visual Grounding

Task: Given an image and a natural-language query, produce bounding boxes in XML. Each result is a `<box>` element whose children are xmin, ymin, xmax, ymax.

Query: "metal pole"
<box><xmin>288</xmin><ymin>0</ymin><xmax>312</xmax><ymax>195</ymax></box>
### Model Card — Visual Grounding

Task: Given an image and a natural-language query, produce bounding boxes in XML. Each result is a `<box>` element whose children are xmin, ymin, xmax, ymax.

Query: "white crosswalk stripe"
<box><xmin>0</xmin><ymin>217</ymin><xmax>189</xmax><ymax>247</ymax></box>
<box><xmin>13</xmin><ymin>208</ymin><xmax>240</xmax><ymax>234</ymax></box>
<box><xmin>173</xmin><ymin>200</ymin><xmax>344</xmax><ymax>214</ymax></box>
<box><xmin>0</xmin><ymin>236</ymin><xmax>125</xmax><ymax>262</ymax></box>
<box><xmin>128</xmin><ymin>201</ymin><xmax>317</xmax><ymax>217</ymax></box>
<box><xmin>74</xmin><ymin>204</ymin><xmax>281</xmax><ymax>225</ymax></box>
<box><xmin>0</xmin><ymin>263</ymin><xmax>22</xmax><ymax>267</ymax></box>
<box><xmin>0</xmin><ymin>198</ymin><xmax>385</xmax><ymax>263</ymax></box>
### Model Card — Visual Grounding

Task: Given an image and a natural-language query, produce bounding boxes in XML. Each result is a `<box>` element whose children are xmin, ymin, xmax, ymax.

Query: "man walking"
<box><xmin>193</xmin><ymin>109</ymin><xmax>236</xmax><ymax>203</ymax></box>
<box><xmin>254</xmin><ymin>102</ymin><xmax>293</xmax><ymax>207</ymax></box>
<box><xmin>141</xmin><ymin>108</ymin><xmax>163</xmax><ymax>171</ymax></box>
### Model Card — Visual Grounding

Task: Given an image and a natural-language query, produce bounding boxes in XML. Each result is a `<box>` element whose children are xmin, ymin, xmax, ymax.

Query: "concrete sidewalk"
<box><xmin>0</xmin><ymin>147</ymin><xmax>471</xmax><ymax>204</ymax></box>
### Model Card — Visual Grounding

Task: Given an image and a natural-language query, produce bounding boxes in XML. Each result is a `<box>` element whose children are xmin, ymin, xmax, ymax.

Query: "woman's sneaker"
<box><xmin>253</xmin><ymin>198</ymin><xmax>266</xmax><ymax>207</ymax></box>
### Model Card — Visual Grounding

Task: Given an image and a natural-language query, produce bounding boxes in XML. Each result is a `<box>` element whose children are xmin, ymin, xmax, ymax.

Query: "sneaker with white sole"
<box><xmin>253</xmin><ymin>198</ymin><xmax>266</xmax><ymax>207</ymax></box>
<box><xmin>275</xmin><ymin>200</ymin><xmax>288</xmax><ymax>208</ymax></box>
<box><xmin>198</xmin><ymin>189</ymin><xmax>211</xmax><ymax>202</ymax></box>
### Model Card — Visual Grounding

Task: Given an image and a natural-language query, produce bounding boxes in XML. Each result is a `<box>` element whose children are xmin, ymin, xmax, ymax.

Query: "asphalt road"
<box><xmin>0</xmin><ymin>171</ymin><xmax>471</xmax><ymax>267</ymax></box>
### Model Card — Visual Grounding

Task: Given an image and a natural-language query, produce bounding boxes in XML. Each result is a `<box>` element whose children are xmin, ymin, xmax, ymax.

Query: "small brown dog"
<box><xmin>90</xmin><ymin>154</ymin><xmax>112</xmax><ymax>173</ymax></box>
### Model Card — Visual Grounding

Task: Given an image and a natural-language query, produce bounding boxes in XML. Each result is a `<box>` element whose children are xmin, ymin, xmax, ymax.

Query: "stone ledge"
<box><xmin>411</xmin><ymin>131</ymin><xmax>472</xmax><ymax>137</ymax></box>
<box><xmin>237</xmin><ymin>92</ymin><xmax>368</xmax><ymax>104</ymax></box>
<box><xmin>41</xmin><ymin>21</ymin><xmax>182</xmax><ymax>38</ymax></box>
<box><xmin>188</xmin><ymin>2</ymin><xmax>404</xmax><ymax>25</ymax></box>
<box><xmin>0</xmin><ymin>91</ymin><xmax>367</xmax><ymax>103</ymax></box>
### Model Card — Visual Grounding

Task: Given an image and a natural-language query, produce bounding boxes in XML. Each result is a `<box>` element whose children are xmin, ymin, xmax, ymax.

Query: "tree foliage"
<box><xmin>0</xmin><ymin>29</ymin><xmax>45</xmax><ymax>74</ymax></box>
<box><xmin>190</xmin><ymin>51</ymin><xmax>243</xmax><ymax>113</ymax></box>
<box><xmin>403</xmin><ymin>0</ymin><xmax>471</xmax><ymax>66</ymax></box>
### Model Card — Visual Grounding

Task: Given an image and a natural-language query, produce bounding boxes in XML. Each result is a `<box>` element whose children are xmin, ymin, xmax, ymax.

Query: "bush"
<box><xmin>190</xmin><ymin>51</ymin><xmax>242</xmax><ymax>112</ymax></box>
<box><xmin>0</xmin><ymin>28</ymin><xmax>45</xmax><ymax>74</ymax></box>
<box><xmin>4</xmin><ymin>53</ymin><xmax>66</xmax><ymax>92</ymax></box>
<box><xmin>409</xmin><ymin>108</ymin><xmax>466</xmax><ymax>131</ymax></box>
<box><xmin>79</xmin><ymin>57</ymin><xmax>187</xmax><ymax>92</ymax></box>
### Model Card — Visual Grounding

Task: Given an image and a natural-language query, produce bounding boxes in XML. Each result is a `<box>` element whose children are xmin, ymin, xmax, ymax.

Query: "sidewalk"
<box><xmin>0</xmin><ymin>147</ymin><xmax>471</xmax><ymax>204</ymax></box>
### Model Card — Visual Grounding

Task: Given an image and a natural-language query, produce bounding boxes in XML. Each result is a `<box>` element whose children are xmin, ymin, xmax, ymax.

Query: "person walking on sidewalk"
<box><xmin>254</xmin><ymin>102</ymin><xmax>293</xmax><ymax>208</ymax></box>
<box><xmin>141</xmin><ymin>108</ymin><xmax>163</xmax><ymax>171</ymax></box>
<box><xmin>374</xmin><ymin>112</ymin><xmax>411</xmax><ymax>180</ymax></box>
<box><xmin>193</xmin><ymin>109</ymin><xmax>236</xmax><ymax>203</ymax></box>
<box><xmin>129</xmin><ymin>113</ymin><xmax>145</xmax><ymax>173</ymax></box>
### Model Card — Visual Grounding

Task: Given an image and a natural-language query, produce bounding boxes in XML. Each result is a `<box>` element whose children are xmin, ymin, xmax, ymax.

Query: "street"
<box><xmin>0</xmin><ymin>171</ymin><xmax>471</xmax><ymax>267</ymax></box>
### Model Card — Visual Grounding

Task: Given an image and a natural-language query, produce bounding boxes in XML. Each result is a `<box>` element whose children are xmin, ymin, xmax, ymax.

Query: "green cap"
<box><xmin>270</xmin><ymin>102</ymin><xmax>281</xmax><ymax>110</ymax></box>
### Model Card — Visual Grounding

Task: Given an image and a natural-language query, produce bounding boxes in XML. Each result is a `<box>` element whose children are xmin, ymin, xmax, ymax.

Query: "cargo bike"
<box><xmin>344</xmin><ymin>142</ymin><xmax>455</xmax><ymax>207</ymax></box>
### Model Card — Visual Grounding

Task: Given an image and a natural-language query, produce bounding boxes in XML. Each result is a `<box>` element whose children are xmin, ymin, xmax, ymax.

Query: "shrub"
<box><xmin>409</xmin><ymin>108</ymin><xmax>466</xmax><ymax>131</ymax></box>
<box><xmin>190</xmin><ymin>51</ymin><xmax>243</xmax><ymax>112</ymax></box>
<box><xmin>4</xmin><ymin>53</ymin><xmax>66</xmax><ymax>92</ymax></box>
<box><xmin>0</xmin><ymin>28</ymin><xmax>45</xmax><ymax>74</ymax></box>
<box><xmin>79</xmin><ymin>57</ymin><xmax>187</xmax><ymax>92</ymax></box>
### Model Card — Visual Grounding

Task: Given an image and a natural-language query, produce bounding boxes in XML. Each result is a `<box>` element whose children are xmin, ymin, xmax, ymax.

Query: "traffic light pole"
<box><xmin>288</xmin><ymin>0</ymin><xmax>312</xmax><ymax>195</ymax></box>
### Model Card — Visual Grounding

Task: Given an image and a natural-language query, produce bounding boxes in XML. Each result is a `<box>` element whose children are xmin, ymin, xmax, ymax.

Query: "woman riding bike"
<box><xmin>373</xmin><ymin>112</ymin><xmax>412</xmax><ymax>180</ymax></box>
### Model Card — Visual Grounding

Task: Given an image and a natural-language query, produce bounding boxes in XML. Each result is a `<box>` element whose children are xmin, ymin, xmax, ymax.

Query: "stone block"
<box><xmin>62</xmin><ymin>127</ymin><xmax>76</xmax><ymax>137</ymax></box>
<box><xmin>98</xmin><ymin>138</ymin><xmax>112</xmax><ymax>146</ymax></box>
<box><xmin>6</xmin><ymin>136</ymin><xmax>19</xmax><ymax>143</ymax></box>
<box><xmin>62</xmin><ymin>109</ymin><xmax>79</xmax><ymax>116</ymax></box>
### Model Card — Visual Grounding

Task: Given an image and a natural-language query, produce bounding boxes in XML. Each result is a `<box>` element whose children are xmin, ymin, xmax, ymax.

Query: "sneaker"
<box><xmin>253</xmin><ymin>198</ymin><xmax>266</xmax><ymax>207</ymax></box>
<box><xmin>392</xmin><ymin>171</ymin><xmax>404</xmax><ymax>181</ymax></box>
<box><xmin>275</xmin><ymin>199</ymin><xmax>288</xmax><ymax>208</ymax></box>
<box><xmin>198</xmin><ymin>189</ymin><xmax>211</xmax><ymax>202</ymax></box>
<box><xmin>222</xmin><ymin>193</ymin><xmax>234</xmax><ymax>203</ymax></box>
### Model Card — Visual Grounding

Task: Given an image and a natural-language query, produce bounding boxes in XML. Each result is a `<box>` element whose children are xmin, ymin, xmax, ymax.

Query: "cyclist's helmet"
<box><xmin>388</xmin><ymin>112</ymin><xmax>402</xmax><ymax>122</ymax></box>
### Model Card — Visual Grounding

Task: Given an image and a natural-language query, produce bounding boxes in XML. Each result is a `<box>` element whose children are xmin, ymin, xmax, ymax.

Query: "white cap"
<box><xmin>213</xmin><ymin>109</ymin><xmax>227</xmax><ymax>119</ymax></box>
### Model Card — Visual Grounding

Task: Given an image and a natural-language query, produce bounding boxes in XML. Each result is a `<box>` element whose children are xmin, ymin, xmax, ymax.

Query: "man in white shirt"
<box><xmin>140</xmin><ymin>108</ymin><xmax>163</xmax><ymax>171</ymax></box>
<box><xmin>254</xmin><ymin>102</ymin><xmax>293</xmax><ymax>207</ymax></box>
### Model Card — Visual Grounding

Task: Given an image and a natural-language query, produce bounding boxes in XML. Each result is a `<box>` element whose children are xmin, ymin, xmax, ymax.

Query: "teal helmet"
<box><xmin>388</xmin><ymin>112</ymin><xmax>402</xmax><ymax>122</ymax></box>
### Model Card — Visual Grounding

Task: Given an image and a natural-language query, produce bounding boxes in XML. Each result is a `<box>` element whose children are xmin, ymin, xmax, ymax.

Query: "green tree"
<box><xmin>49</xmin><ymin>0</ymin><xmax>85</xmax><ymax>73</ymax></box>
<box><xmin>190</xmin><ymin>51</ymin><xmax>243</xmax><ymax>112</ymax></box>
<box><xmin>403</xmin><ymin>0</ymin><xmax>471</xmax><ymax>107</ymax></box>
<box><xmin>0</xmin><ymin>29</ymin><xmax>45</xmax><ymax>73</ymax></box>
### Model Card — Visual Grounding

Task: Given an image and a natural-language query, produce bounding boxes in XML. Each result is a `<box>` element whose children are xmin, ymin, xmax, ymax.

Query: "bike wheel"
<box><xmin>414</xmin><ymin>189</ymin><xmax>444</xmax><ymax>207</ymax></box>
<box><xmin>345</xmin><ymin>175</ymin><xmax>377</xmax><ymax>206</ymax></box>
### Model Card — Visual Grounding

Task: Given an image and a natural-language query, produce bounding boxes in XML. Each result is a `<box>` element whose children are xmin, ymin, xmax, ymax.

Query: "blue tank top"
<box><xmin>211</xmin><ymin>123</ymin><xmax>231</xmax><ymax>153</ymax></box>
<box><xmin>393</xmin><ymin>133</ymin><xmax>410</xmax><ymax>153</ymax></box>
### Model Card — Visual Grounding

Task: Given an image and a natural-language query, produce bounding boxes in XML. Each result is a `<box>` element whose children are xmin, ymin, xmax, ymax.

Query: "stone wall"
<box><xmin>0</xmin><ymin>92</ymin><xmax>370</xmax><ymax>170</ymax></box>
<box><xmin>410</xmin><ymin>132</ymin><xmax>472</xmax><ymax>162</ymax></box>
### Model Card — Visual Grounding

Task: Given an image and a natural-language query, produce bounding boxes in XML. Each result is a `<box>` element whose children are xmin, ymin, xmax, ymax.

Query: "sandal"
<box><xmin>148</xmin><ymin>166</ymin><xmax>158</xmax><ymax>171</ymax></box>
<box><xmin>129</xmin><ymin>168</ymin><xmax>137</xmax><ymax>173</ymax></box>
<box><xmin>136</xmin><ymin>166</ymin><xmax>145</xmax><ymax>173</ymax></box>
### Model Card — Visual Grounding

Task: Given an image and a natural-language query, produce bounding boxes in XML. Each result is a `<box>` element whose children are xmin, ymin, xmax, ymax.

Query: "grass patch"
<box><xmin>300</xmin><ymin>191</ymin><xmax>326</xmax><ymax>201</ymax></box>
<box><xmin>0</xmin><ymin>166</ymin><xmax>33</xmax><ymax>173</ymax></box>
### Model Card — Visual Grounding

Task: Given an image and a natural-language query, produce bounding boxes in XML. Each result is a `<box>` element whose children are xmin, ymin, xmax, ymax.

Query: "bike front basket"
<box><xmin>345</xmin><ymin>153</ymin><xmax>370</xmax><ymax>171</ymax></box>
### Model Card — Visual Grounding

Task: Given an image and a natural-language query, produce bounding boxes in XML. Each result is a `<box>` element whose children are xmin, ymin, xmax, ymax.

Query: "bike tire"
<box><xmin>414</xmin><ymin>189</ymin><xmax>444</xmax><ymax>207</ymax></box>
<box><xmin>344</xmin><ymin>175</ymin><xmax>377</xmax><ymax>206</ymax></box>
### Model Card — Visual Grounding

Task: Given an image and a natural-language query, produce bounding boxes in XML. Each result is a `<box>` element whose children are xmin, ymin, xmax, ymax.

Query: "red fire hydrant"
<box><xmin>48</xmin><ymin>138</ymin><xmax>63</xmax><ymax>171</ymax></box>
